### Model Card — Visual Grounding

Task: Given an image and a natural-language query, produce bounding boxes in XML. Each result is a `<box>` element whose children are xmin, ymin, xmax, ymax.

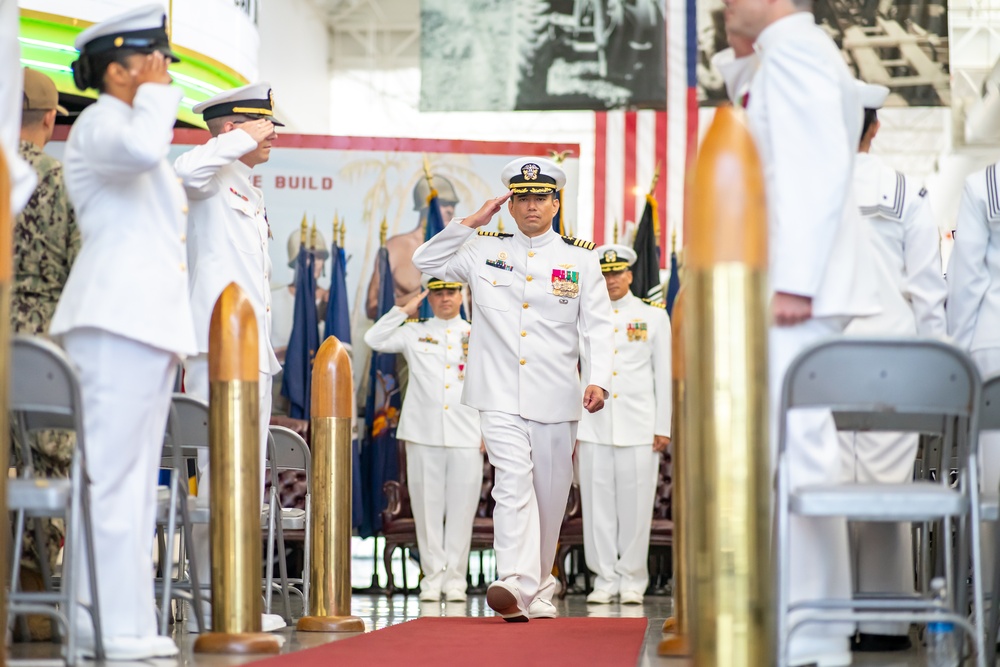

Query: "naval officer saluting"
<box><xmin>412</xmin><ymin>157</ymin><xmax>614</xmax><ymax>622</ymax></box>
<box><xmin>173</xmin><ymin>82</ymin><xmax>285</xmax><ymax>632</ymax></box>
<box><xmin>364</xmin><ymin>275</ymin><xmax>482</xmax><ymax>603</ymax></box>
<box><xmin>50</xmin><ymin>4</ymin><xmax>197</xmax><ymax>658</ymax></box>
<box><xmin>577</xmin><ymin>244</ymin><xmax>671</xmax><ymax>606</ymax></box>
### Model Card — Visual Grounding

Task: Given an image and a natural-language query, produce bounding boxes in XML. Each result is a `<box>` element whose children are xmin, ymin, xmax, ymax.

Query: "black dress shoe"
<box><xmin>851</xmin><ymin>633</ymin><xmax>912</xmax><ymax>652</ymax></box>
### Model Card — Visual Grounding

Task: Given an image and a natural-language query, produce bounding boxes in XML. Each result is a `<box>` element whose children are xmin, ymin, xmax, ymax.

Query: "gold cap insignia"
<box><xmin>603</xmin><ymin>250</ymin><xmax>617</xmax><ymax>263</ymax></box>
<box><xmin>268</xmin><ymin>89</ymin><xmax>275</xmax><ymax>109</ymax></box>
<box><xmin>521</xmin><ymin>163</ymin><xmax>540</xmax><ymax>181</ymax></box>
<box><xmin>114</xmin><ymin>36</ymin><xmax>124</xmax><ymax>47</ymax></box>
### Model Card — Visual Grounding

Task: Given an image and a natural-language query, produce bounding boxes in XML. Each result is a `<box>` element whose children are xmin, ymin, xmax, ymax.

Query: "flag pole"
<box><xmin>379</xmin><ymin>217</ymin><xmax>388</xmax><ymax>247</ymax></box>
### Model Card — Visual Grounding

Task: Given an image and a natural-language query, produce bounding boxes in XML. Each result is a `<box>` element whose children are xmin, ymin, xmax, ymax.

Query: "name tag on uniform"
<box><xmin>627</xmin><ymin>321</ymin><xmax>648</xmax><ymax>342</ymax></box>
<box><xmin>551</xmin><ymin>269</ymin><xmax>580</xmax><ymax>298</ymax></box>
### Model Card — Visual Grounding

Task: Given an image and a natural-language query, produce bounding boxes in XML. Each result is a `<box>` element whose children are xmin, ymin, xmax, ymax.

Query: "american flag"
<box><xmin>591</xmin><ymin>0</ymin><xmax>698</xmax><ymax>269</ymax></box>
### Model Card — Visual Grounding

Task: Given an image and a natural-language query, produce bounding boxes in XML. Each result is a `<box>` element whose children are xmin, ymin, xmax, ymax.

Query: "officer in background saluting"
<box><xmin>577</xmin><ymin>244</ymin><xmax>670</xmax><ymax>606</ymax></box>
<box><xmin>364</xmin><ymin>275</ymin><xmax>482</xmax><ymax>603</ymax></box>
<box><xmin>173</xmin><ymin>82</ymin><xmax>285</xmax><ymax>633</ymax></box>
<box><xmin>50</xmin><ymin>4</ymin><xmax>197</xmax><ymax>659</ymax></box>
<box><xmin>412</xmin><ymin>157</ymin><xmax>614</xmax><ymax>622</ymax></box>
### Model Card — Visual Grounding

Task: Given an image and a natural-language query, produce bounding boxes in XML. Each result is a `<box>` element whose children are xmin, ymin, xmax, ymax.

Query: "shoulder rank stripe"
<box><xmin>641</xmin><ymin>298</ymin><xmax>667</xmax><ymax>309</ymax></box>
<box><xmin>478</xmin><ymin>230</ymin><xmax>513</xmax><ymax>238</ymax></box>
<box><xmin>988</xmin><ymin>164</ymin><xmax>1000</xmax><ymax>221</ymax></box>
<box><xmin>561</xmin><ymin>236</ymin><xmax>596</xmax><ymax>250</ymax></box>
<box><xmin>403</xmin><ymin>318</ymin><xmax>429</xmax><ymax>324</ymax></box>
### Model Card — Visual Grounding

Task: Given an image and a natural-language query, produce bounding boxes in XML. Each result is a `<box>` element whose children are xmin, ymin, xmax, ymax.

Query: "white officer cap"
<box><xmin>501</xmin><ymin>157</ymin><xmax>566</xmax><ymax>194</ymax></box>
<box><xmin>74</xmin><ymin>4</ymin><xmax>178</xmax><ymax>62</ymax></box>
<box><xmin>596</xmin><ymin>244</ymin><xmax>637</xmax><ymax>273</ymax></box>
<box><xmin>421</xmin><ymin>274</ymin><xmax>463</xmax><ymax>290</ymax></box>
<box><xmin>855</xmin><ymin>80</ymin><xmax>890</xmax><ymax>110</ymax></box>
<box><xmin>193</xmin><ymin>82</ymin><xmax>285</xmax><ymax>127</ymax></box>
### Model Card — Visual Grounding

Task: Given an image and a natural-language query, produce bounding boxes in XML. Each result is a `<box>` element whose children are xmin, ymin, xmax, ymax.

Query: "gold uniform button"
<box><xmin>614</xmin><ymin>309</ymin><xmax>619</xmax><ymax>314</ymax></box>
<box><xmin>526</xmin><ymin>275</ymin><xmax>533</xmax><ymax>282</ymax></box>
<box><xmin>448</xmin><ymin>345</ymin><xmax>452</xmax><ymax>349</ymax></box>
<box><xmin>446</xmin><ymin>329</ymin><xmax>451</xmax><ymax>334</ymax></box>
<box><xmin>180</xmin><ymin>234</ymin><xmax>186</xmax><ymax>243</ymax></box>
<box><xmin>519</xmin><ymin>359</ymin><xmax>526</xmax><ymax>366</ymax></box>
<box><xmin>493</xmin><ymin>280</ymin><xmax>497</xmax><ymax>285</ymax></box>
<box><xmin>613</xmin><ymin>371</ymin><xmax>618</xmax><ymax>376</ymax></box>
<box><xmin>522</xmin><ymin>303</ymin><xmax>529</xmax><ymax>309</ymax></box>
<box><xmin>445</xmin><ymin>384</ymin><xmax>450</xmax><ymax>389</ymax></box>
<box><xmin>520</xmin><ymin>330</ymin><xmax>527</xmax><ymax>337</ymax></box>
<box><xmin>179</xmin><ymin>263</ymin><xmax>186</xmax><ymax>272</ymax></box>
<box><xmin>181</xmin><ymin>206</ymin><xmax>189</xmax><ymax>214</ymax></box>
<box><xmin>528</xmin><ymin>251</ymin><xmax>536</xmax><ymax>257</ymax></box>
<box><xmin>446</xmin><ymin>365</ymin><xmax>451</xmax><ymax>369</ymax></box>
<box><xmin>614</xmin><ymin>349</ymin><xmax>618</xmax><ymax>355</ymax></box>
<box><xmin>444</xmin><ymin>405</ymin><xmax>449</xmax><ymax>410</ymax></box>
<box><xmin>613</xmin><ymin>393</ymin><xmax>618</xmax><ymax>399</ymax></box>
<box><xmin>614</xmin><ymin>328</ymin><xmax>619</xmax><ymax>332</ymax></box>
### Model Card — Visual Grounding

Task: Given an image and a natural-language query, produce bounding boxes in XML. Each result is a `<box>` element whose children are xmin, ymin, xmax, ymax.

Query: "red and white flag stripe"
<box><xmin>593</xmin><ymin>110</ymin><xmax>668</xmax><ymax>265</ymax></box>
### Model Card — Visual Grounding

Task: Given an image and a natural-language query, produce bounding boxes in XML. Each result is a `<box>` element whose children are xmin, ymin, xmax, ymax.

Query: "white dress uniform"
<box><xmin>363</xmin><ymin>294</ymin><xmax>482</xmax><ymax>600</ymax></box>
<box><xmin>412</xmin><ymin>158</ymin><xmax>614</xmax><ymax>619</ymax></box>
<box><xmin>844</xmin><ymin>84</ymin><xmax>947</xmax><ymax>641</ymax></box>
<box><xmin>49</xmin><ymin>5</ymin><xmax>196</xmax><ymax>659</ymax></box>
<box><xmin>172</xmin><ymin>82</ymin><xmax>285</xmax><ymax>632</ymax></box>
<box><xmin>577</xmin><ymin>250</ymin><xmax>670</xmax><ymax>600</ymax></box>
<box><xmin>947</xmin><ymin>160</ymin><xmax>1000</xmax><ymax>594</ymax></box>
<box><xmin>727</xmin><ymin>12</ymin><xmax>882</xmax><ymax>664</ymax></box>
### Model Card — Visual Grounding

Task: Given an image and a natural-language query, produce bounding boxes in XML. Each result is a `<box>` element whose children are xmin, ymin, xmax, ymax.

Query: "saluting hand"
<box><xmin>242</xmin><ymin>119</ymin><xmax>276</xmax><ymax>144</ymax></box>
<box><xmin>583</xmin><ymin>385</ymin><xmax>606</xmax><ymax>413</ymax></box>
<box><xmin>402</xmin><ymin>289</ymin><xmax>429</xmax><ymax>318</ymax></box>
<box><xmin>461</xmin><ymin>191</ymin><xmax>514</xmax><ymax>229</ymax></box>
<box><xmin>132</xmin><ymin>51</ymin><xmax>172</xmax><ymax>86</ymax></box>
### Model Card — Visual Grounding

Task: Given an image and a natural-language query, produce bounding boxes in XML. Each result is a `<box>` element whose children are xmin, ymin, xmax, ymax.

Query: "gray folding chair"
<box><xmin>7</xmin><ymin>336</ymin><xmax>104</xmax><ymax>663</ymax></box>
<box><xmin>154</xmin><ymin>394</ymin><xmax>208</xmax><ymax>634</ymax></box>
<box><xmin>263</xmin><ymin>426</ymin><xmax>311</xmax><ymax>620</ymax></box>
<box><xmin>776</xmin><ymin>337</ymin><xmax>985</xmax><ymax>667</ymax></box>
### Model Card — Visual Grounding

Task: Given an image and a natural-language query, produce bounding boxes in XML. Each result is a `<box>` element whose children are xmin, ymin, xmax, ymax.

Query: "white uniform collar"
<box><xmin>513</xmin><ymin>225</ymin><xmax>558</xmax><ymax>248</ymax></box>
<box><xmin>611</xmin><ymin>291</ymin><xmax>636</xmax><ymax>307</ymax></box>
<box><xmin>430</xmin><ymin>313</ymin><xmax>465</xmax><ymax>326</ymax></box>
<box><xmin>755</xmin><ymin>12</ymin><xmax>813</xmax><ymax>54</ymax></box>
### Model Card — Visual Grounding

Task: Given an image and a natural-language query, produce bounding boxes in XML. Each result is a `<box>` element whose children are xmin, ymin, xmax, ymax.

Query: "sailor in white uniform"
<box><xmin>577</xmin><ymin>244</ymin><xmax>670</xmax><ymax>605</ymax></box>
<box><xmin>173</xmin><ymin>83</ymin><xmax>286</xmax><ymax>632</ymax></box>
<box><xmin>364</xmin><ymin>275</ymin><xmax>482</xmax><ymax>602</ymax></box>
<box><xmin>946</xmin><ymin>135</ymin><xmax>1000</xmax><ymax>605</ymax></box>
<box><xmin>721</xmin><ymin>1</ymin><xmax>881</xmax><ymax>663</ymax></box>
<box><xmin>50</xmin><ymin>5</ymin><xmax>196</xmax><ymax>658</ymax></box>
<box><xmin>842</xmin><ymin>81</ymin><xmax>947</xmax><ymax>653</ymax></box>
<box><xmin>412</xmin><ymin>157</ymin><xmax>614</xmax><ymax>622</ymax></box>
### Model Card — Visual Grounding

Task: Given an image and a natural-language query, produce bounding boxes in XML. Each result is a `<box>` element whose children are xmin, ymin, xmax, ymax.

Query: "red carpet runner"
<box><xmin>256</xmin><ymin>617</ymin><xmax>648</xmax><ymax>666</ymax></box>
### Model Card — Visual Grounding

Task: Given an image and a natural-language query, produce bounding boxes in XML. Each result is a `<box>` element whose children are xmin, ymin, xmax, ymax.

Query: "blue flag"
<box><xmin>666</xmin><ymin>249</ymin><xmax>681</xmax><ymax>316</ymax></box>
<box><xmin>324</xmin><ymin>241</ymin><xmax>352</xmax><ymax>346</ymax></box>
<box><xmin>418</xmin><ymin>191</ymin><xmax>446</xmax><ymax>320</ymax></box>
<box><xmin>359</xmin><ymin>247</ymin><xmax>402</xmax><ymax>537</ymax></box>
<box><xmin>280</xmin><ymin>245</ymin><xmax>320</xmax><ymax>420</ymax></box>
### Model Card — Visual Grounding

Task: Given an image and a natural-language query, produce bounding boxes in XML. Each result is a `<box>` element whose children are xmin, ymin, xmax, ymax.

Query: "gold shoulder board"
<box><xmin>561</xmin><ymin>236</ymin><xmax>596</xmax><ymax>250</ymax></box>
<box><xmin>478</xmin><ymin>230</ymin><xmax>513</xmax><ymax>238</ymax></box>
<box><xmin>641</xmin><ymin>298</ymin><xmax>667</xmax><ymax>309</ymax></box>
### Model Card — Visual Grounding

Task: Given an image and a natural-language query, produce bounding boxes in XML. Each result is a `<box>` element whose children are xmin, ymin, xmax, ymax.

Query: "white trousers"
<box><xmin>479</xmin><ymin>411</ymin><xmax>576</xmax><ymax>609</ymax></box>
<box><xmin>770</xmin><ymin>316</ymin><xmax>853</xmax><ymax>643</ymax></box>
<box><xmin>63</xmin><ymin>328</ymin><xmax>177</xmax><ymax>639</ymax></box>
<box><xmin>183</xmin><ymin>354</ymin><xmax>272</xmax><ymax>587</ymax></box>
<box><xmin>577</xmin><ymin>441</ymin><xmax>658</xmax><ymax>595</ymax></box>
<box><xmin>972</xmin><ymin>348</ymin><xmax>1000</xmax><ymax>596</ymax></box>
<box><xmin>405</xmin><ymin>442</ymin><xmax>483</xmax><ymax>594</ymax></box>
<box><xmin>841</xmin><ymin>431</ymin><xmax>918</xmax><ymax>635</ymax></box>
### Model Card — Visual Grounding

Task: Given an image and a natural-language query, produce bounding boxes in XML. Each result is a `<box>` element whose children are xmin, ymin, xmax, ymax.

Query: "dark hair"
<box><xmin>72</xmin><ymin>49</ymin><xmax>141</xmax><ymax>93</ymax></box>
<box><xmin>861</xmin><ymin>108</ymin><xmax>878</xmax><ymax>141</ymax></box>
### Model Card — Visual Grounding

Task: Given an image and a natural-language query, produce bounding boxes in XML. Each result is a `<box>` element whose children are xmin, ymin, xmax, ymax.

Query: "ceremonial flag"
<box><xmin>418</xmin><ymin>189</ymin><xmax>446</xmax><ymax>320</ymax></box>
<box><xmin>359</xmin><ymin>247</ymin><xmax>401</xmax><ymax>537</ymax></box>
<box><xmin>666</xmin><ymin>246</ymin><xmax>681</xmax><ymax>315</ymax></box>
<box><xmin>630</xmin><ymin>193</ymin><xmax>662</xmax><ymax>301</ymax></box>
<box><xmin>323</xmin><ymin>238</ymin><xmax>352</xmax><ymax>347</ymax></box>
<box><xmin>280</xmin><ymin>239</ymin><xmax>320</xmax><ymax>420</ymax></box>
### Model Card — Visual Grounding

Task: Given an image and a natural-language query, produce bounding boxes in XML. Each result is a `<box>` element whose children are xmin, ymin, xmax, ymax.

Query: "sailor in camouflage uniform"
<box><xmin>12</xmin><ymin>67</ymin><xmax>78</xmax><ymax>599</ymax></box>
